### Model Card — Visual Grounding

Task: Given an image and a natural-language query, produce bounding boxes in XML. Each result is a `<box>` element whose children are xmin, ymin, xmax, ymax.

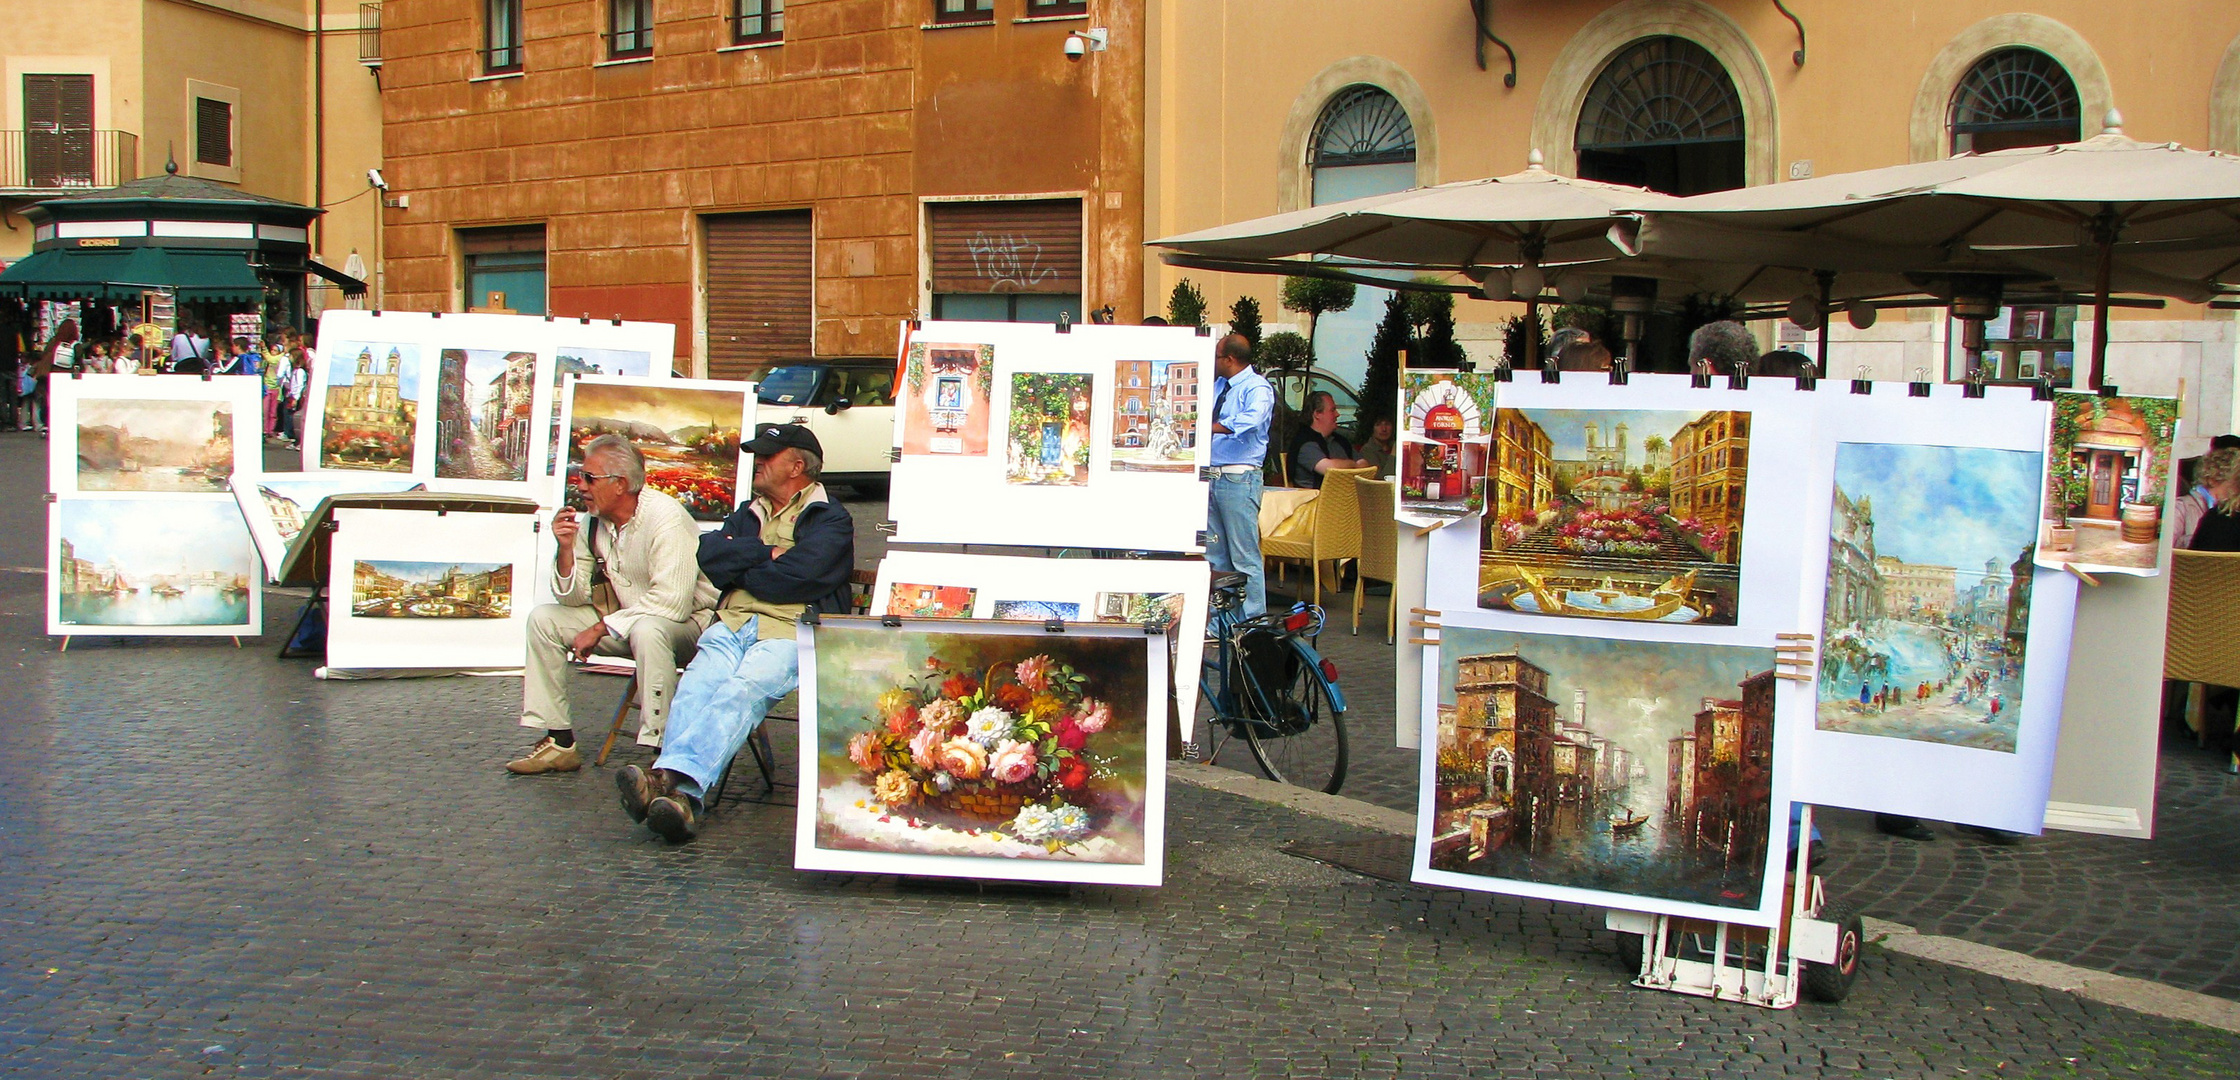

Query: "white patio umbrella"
<box><xmin>1616</xmin><ymin>112</ymin><xmax>2240</xmax><ymax>387</ymax></box>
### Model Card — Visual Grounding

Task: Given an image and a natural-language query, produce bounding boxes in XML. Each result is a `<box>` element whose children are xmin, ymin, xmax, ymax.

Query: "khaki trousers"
<box><xmin>521</xmin><ymin>603</ymin><xmax>703</xmax><ymax>746</ymax></box>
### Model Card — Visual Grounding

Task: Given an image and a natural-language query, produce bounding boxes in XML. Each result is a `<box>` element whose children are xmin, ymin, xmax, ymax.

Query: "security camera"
<box><xmin>367</xmin><ymin>168</ymin><xmax>388</xmax><ymax>191</ymax></box>
<box><xmin>1064</xmin><ymin>35</ymin><xmax>1087</xmax><ymax>61</ymax></box>
<box><xmin>1065</xmin><ymin>28</ymin><xmax>1107</xmax><ymax>62</ymax></box>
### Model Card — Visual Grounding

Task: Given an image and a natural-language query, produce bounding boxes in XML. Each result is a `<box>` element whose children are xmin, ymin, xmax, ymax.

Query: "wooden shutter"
<box><xmin>24</xmin><ymin>74</ymin><xmax>94</xmax><ymax>187</ymax></box>
<box><xmin>704</xmin><ymin>210</ymin><xmax>813</xmax><ymax>381</ymax></box>
<box><xmin>927</xmin><ymin>199</ymin><xmax>1082</xmax><ymax>295</ymax></box>
<box><xmin>195</xmin><ymin>98</ymin><xmax>232</xmax><ymax>167</ymax></box>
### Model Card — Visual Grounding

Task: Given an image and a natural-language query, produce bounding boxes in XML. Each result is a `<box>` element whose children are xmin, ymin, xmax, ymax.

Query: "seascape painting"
<box><xmin>1109</xmin><ymin>357</ymin><xmax>1200</xmax><ymax>473</ymax></box>
<box><xmin>547</xmin><ymin>346</ymin><xmax>656</xmax><ymax>475</ymax></box>
<box><xmin>2038</xmin><ymin>391</ymin><xmax>2178</xmax><ymax>574</ymax></box>
<box><xmin>351</xmin><ymin>561</ymin><xmax>514</xmax><ymax>619</ymax></box>
<box><xmin>992</xmin><ymin>600</ymin><xmax>1080</xmax><ymax>621</ymax></box>
<box><xmin>809</xmin><ymin>623</ymin><xmax>1154</xmax><ymax>866</ymax></box>
<box><xmin>902</xmin><ymin>343</ymin><xmax>994</xmax><ymax>456</ymax></box>
<box><xmin>1819</xmin><ymin>444</ymin><xmax>2042</xmax><ymax>753</ymax></box>
<box><xmin>75</xmin><ymin>398</ymin><xmax>236</xmax><ymax>493</ymax></box>
<box><xmin>55</xmin><ymin>500</ymin><xmax>256</xmax><ymax>629</ymax></box>
<box><xmin>885</xmin><ymin>582</ymin><xmax>977</xmax><ymax>618</ymax></box>
<box><xmin>1005</xmin><ymin>372</ymin><xmax>1092</xmax><ymax>486</ymax></box>
<box><xmin>321</xmin><ymin>341</ymin><xmax>424</xmax><ymax>473</ymax></box>
<box><xmin>1426</xmin><ymin>627</ymin><xmax>1779</xmax><ymax>912</ymax></box>
<box><xmin>1480</xmin><ymin>409</ymin><xmax>1750</xmax><ymax>625</ymax></box>
<box><xmin>436</xmin><ymin>348</ymin><xmax>537</xmax><ymax>481</ymax></box>
<box><xmin>1399</xmin><ymin>374</ymin><xmax>1495</xmax><ymax>519</ymax></box>
<box><xmin>564</xmin><ymin>380</ymin><xmax>746</xmax><ymax>520</ymax></box>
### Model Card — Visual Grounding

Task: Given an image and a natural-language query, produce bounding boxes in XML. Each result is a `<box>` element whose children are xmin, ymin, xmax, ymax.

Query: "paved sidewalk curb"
<box><xmin>1170</xmin><ymin>761</ymin><xmax>2240</xmax><ymax>1036</ymax></box>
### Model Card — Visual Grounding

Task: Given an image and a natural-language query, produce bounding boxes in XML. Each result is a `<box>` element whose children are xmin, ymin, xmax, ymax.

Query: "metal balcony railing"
<box><xmin>360</xmin><ymin>3</ymin><xmax>383</xmax><ymax>67</ymax></box>
<box><xmin>0</xmin><ymin>129</ymin><xmax>138</xmax><ymax>193</ymax></box>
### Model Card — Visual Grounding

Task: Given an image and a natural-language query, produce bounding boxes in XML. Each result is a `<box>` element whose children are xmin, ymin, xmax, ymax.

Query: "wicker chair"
<box><xmin>1352</xmin><ymin>478</ymin><xmax>1399</xmax><ymax>641</ymax></box>
<box><xmin>1261</xmin><ymin>466</ymin><xmax>1373</xmax><ymax>609</ymax></box>
<box><xmin>2164</xmin><ymin>548</ymin><xmax>2240</xmax><ymax>770</ymax></box>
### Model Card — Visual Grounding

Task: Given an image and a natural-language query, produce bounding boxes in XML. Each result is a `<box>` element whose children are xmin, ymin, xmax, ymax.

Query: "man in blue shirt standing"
<box><xmin>1207</xmin><ymin>332</ymin><xmax>1274</xmax><ymax>616</ymax></box>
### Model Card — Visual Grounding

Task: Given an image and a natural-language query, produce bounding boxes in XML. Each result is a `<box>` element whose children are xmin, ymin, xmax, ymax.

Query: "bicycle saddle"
<box><xmin>1210</xmin><ymin>571</ymin><xmax>1249</xmax><ymax>591</ymax></box>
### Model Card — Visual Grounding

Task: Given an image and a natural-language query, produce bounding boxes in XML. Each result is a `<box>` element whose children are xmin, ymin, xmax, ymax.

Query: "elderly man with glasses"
<box><xmin>506</xmin><ymin>433</ymin><xmax>719</xmax><ymax>776</ymax></box>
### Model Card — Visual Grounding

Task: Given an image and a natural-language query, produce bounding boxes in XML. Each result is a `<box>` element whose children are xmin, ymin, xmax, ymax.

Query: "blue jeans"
<box><xmin>654</xmin><ymin>616</ymin><xmax>799</xmax><ymax>800</ymax></box>
<box><xmin>1206</xmin><ymin>469</ymin><xmax>1266</xmax><ymax>617</ymax></box>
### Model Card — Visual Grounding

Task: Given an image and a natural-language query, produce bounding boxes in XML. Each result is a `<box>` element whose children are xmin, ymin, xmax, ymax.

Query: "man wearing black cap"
<box><xmin>616</xmin><ymin>422</ymin><xmax>856</xmax><ymax>841</ymax></box>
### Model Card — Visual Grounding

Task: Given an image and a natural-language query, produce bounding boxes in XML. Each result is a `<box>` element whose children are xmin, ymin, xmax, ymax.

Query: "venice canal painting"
<box><xmin>75</xmin><ymin>398</ymin><xmax>237</xmax><ymax>493</ymax></box>
<box><xmin>55</xmin><ymin>500</ymin><xmax>255</xmax><ymax>628</ymax></box>
<box><xmin>1482</xmin><ymin>409</ymin><xmax>1749</xmax><ymax>625</ymax></box>
<box><xmin>1819</xmin><ymin>443</ymin><xmax>2042</xmax><ymax>753</ymax></box>
<box><xmin>1428</xmin><ymin>627</ymin><xmax>1778</xmax><ymax>912</ymax></box>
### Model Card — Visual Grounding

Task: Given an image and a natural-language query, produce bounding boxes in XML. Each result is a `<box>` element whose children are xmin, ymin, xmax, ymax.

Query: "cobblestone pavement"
<box><xmin>1267</xmin><ymin>580</ymin><xmax>2240</xmax><ymax>1003</ymax></box>
<box><xmin>4</xmin><ymin>434</ymin><xmax>2237</xmax><ymax>1076</ymax></box>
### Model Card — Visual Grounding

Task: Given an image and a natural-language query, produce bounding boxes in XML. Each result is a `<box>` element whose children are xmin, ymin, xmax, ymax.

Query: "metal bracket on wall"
<box><xmin>1771</xmin><ymin>1</ymin><xmax>1807</xmax><ymax>66</ymax></box>
<box><xmin>1467</xmin><ymin>0</ymin><xmax>1518</xmax><ymax>88</ymax></box>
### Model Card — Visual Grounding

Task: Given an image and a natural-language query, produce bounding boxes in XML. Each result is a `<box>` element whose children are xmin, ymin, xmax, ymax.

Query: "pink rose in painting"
<box><xmin>909</xmin><ymin>724</ymin><xmax>947</xmax><ymax>772</ymax></box>
<box><xmin>919</xmin><ymin>698</ymin><xmax>966</xmax><ymax>735</ymax></box>
<box><xmin>1014</xmin><ymin>655</ymin><xmax>1054</xmax><ymax>693</ymax></box>
<box><xmin>990</xmin><ymin>739</ymin><xmax>1039</xmax><ymax>785</ymax></box>
<box><xmin>1056</xmin><ymin>721</ymin><xmax>1087</xmax><ymax>752</ymax></box>
<box><xmin>935</xmin><ymin>737</ymin><xmax>988</xmax><ymax>781</ymax></box>
<box><xmin>846</xmin><ymin>731</ymin><xmax>883</xmax><ymax>774</ymax></box>
<box><xmin>1073</xmin><ymin>698</ymin><xmax>1111</xmax><ymax>734</ymax></box>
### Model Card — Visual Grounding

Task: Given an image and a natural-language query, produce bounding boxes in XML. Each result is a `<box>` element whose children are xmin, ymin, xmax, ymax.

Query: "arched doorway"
<box><xmin>1307</xmin><ymin>85</ymin><xmax>1418</xmax><ymax>394</ymax></box>
<box><xmin>1949</xmin><ymin>47</ymin><xmax>2081</xmax><ymax>154</ymax></box>
<box><xmin>1574</xmin><ymin>36</ymin><xmax>1745</xmax><ymax>196</ymax></box>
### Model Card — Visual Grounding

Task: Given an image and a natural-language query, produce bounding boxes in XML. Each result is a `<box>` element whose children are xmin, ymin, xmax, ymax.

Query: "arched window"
<box><xmin>1950</xmin><ymin>48</ymin><xmax>2080</xmax><ymax>154</ymax></box>
<box><xmin>1575</xmin><ymin>36</ymin><xmax>1744</xmax><ymax>196</ymax></box>
<box><xmin>1309</xmin><ymin>85</ymin><xmax>1417</xmax><ymax>207</ymax></box>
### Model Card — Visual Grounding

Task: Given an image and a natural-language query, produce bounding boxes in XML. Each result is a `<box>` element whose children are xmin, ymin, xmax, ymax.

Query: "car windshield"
<box><xmin>829</xmin><ymin>365</ymin><xmax>895</xmax><ymax>406</ymax></box>
<box><xmin>757</xmin><ymin>365</ymin><xmax>822</xmax><ymax>405</ymax></box>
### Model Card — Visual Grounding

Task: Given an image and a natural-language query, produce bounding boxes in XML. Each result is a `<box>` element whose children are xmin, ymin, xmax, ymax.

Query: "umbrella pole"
<box><xmin>1814</xmin><ymin>270</ymin><xmax>1835</xmax><ymax>378</ymax></box>
<box><xmin>2089</xmin><ymin>209</ymin><xmax>2117</xmax><ymax>392</ymax></box>
<box><xmin>1525</xmin><ymin>297</ymin><xmax>1542</xmax><ymax>369</ymax></box>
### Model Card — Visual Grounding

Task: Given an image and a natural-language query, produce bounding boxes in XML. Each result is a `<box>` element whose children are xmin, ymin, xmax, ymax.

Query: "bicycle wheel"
<box><xmin>1241</xmin><ymin>639</ymin><xmax>1348</xmax><ymax>794</ymax></box>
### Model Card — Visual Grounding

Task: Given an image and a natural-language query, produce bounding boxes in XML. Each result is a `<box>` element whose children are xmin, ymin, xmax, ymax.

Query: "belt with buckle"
<box><xmin>1213</xmin><ymin>464</ymin><xmax>1260</xmax><ymax>473</ymax></box>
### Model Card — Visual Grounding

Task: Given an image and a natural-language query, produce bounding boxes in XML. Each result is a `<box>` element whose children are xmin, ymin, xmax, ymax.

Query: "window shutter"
<box><xmin>704</xmin><ymin>210</ymin><xmax>814</xmax><ymax>381</ymax></box>
<box><xmin>196</xmin><ymin>98</ymin><xmax>232</xmax><ymax>167</ymax></box>
<box><xmin>927</xmin><ymin>200</ymin><xmax>1082</xmax><ymax>295</ymax></box>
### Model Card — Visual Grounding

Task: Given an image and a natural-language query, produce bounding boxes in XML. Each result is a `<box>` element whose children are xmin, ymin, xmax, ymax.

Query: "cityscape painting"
<box><xmin>1819</xmin><ymin>443</ymin><xmax>2043</xmax><ymax>753</ymax></box>
<box><xmin>1399</xmin><ymin>373</ymin><xmax>1496</xmax><ymax>519</ymax></box>
<box><xmin>320</xmin><ymin>341</ymin><xmax>424</xmax><ymax>473</ymax></box>
<box><xmin>1005</xmin><ymin>372</ymin><xmax>1092</xmax><ymax>486</ymax></box>
<box><xmin>564</xmin><ymin>380</ymin><xmax>746</xmax><ymax>520</ymax></box>
<box><xmin>1480</xmin><ymin>408</ymin><xmax>1750</xmax><ymax>625</ymax></box>
<box><xmin>1426</xmin><ymin>626</ymin><xmax>1780</xmax><ymax>912</ymax></box>
<box><xmin>901</xmin><ymin>342</ymin><xmax>994</xmax><ymax>456</ymax></box>
<box><xmin>1095</xmin><ymin>591</ymin><xmax>1185</xmax><ymax>628</ymax></box>
<box><xmin>53</xmin><ymin>499</ymin><xmax>256</xmax><ymax>630</ymax></box>
<box><xmin>351</xmin><ymin>561</ymin><xmax>514</xmax><ymax>619</ymax></box>
<box><xmin>1109</xmin><ymin>356</ymin><xmax>1200</xmax><ymax>472</ymax></box>
<box><xmin>435</xmin><ymin>348</ymin><xmax>537</xmax><ymax>482</ymax></box>
<box><xmin>804</xmin><ymin>622</ymin><xmax>1158</xmax><ymax>879</ymax></box>
<box><xmin>74</xmin><ymin>398</ymin><xmax>237</xmax><ymax>493</ymax></box>
<box><xmin>885</xmin><ymin>582</ymin><xmax>977</xmax><ymax>618</ymax></box>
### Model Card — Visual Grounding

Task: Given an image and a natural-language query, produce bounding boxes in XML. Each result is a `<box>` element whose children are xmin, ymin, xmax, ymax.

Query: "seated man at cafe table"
<box><xmin>506</xmin><ymin>434</ymin><xmax>719</xmax><ymax>775</ymax></box>
<box><xmin>1288</xmin><ymin>390</ymin><xmax>1369</xmax><ymax>488</ymax></box>
<box><xmin>616</xmin><ymin>422</ymin><xmax>856</xmax><ymax>842</ymax></box>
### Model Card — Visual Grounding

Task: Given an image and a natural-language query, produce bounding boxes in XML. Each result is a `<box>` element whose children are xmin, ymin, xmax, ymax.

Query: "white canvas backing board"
<box><xmin>324</xmin><ymin>506</ymin><xmax>538</xmax><ymax>669</ymax></box>
<box><xmin>551</xmin><ymin>374</ymin><xmax>754</xmax><ymax>522</ymax></box>
<box><xmin>1413</xmin><ymin>606</ymin><xmax>1798</xmax><ymax>928</ymax></box>
<box><xmin>546</xmin><ymin>319</ymin><xmax>677</xmax><ymax>481</ymax></box>
<box><xmin>794</xmin><ymin>617</ymin><xmax>1169</xmax><ymax>887</ymax></box>
<box><xmin>1792</xmin><ymin>383</ymin><xmax>2077</xmax><ymax>833</ymax></box>
<box><xmin>871</xmin><ymin>550</ymin><xmax>1211</xmax><ymax>739</ymax></box>
<box><xmin>48</xmin><ymin>498</ymin><xmax>262</xmax><ymax>636</ymax></box>
<box><xmin>49</xmin><ymin>373</ymin><xmax>262</xmax><ymax>498</ymax></box>
<box><xmin>887</xmin><ymin>321</ymin><xmax>1212</xmax><ymax>553</ymax></box>
<box><xmin>231</xmin><ymin>472</ymin><xmax>426</xmax><ymax>580</ymax></box>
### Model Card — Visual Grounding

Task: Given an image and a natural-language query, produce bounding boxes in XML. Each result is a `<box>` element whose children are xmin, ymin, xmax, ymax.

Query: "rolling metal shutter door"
<box><xmin>705</xmin><ymin>210</ymin><xmax>813</xmax><ymax>381</ymax></box>
<box><xmin>927</xmin><ymin>199</ymin><xmax>1082</xmax><ymax>295</ymax></box>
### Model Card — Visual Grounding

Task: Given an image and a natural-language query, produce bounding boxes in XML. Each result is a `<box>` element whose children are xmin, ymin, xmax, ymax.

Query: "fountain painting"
<box><xmin>1480</xmin><ymin>409</ymin><xmax>1750</xmax><ymax>626</ymax></box>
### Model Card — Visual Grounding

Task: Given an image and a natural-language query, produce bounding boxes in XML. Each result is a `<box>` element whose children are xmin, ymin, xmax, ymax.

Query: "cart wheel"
<box><xmin>1615</xmin><ymin>932</ymin><xmax>1645</xmax><ymax>974</ymax></box>
<box><xmin>1801</xmin><ymin>901</ymin><xmax>1864</xmax><ymax>1003</ymax></box>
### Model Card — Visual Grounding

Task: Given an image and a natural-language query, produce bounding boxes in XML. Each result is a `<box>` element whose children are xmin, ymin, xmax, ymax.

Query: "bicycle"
<box><xmin>1195</xmin><ymin>571</ymin><xmax>1350</xmax><ymax>793</ymax></box>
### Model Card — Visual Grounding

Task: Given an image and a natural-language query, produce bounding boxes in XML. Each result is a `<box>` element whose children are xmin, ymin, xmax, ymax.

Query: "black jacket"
<box><xmin>697</xmin><ymin>486</ymin><xmax>856</xmax><ymax>617</ymax></box>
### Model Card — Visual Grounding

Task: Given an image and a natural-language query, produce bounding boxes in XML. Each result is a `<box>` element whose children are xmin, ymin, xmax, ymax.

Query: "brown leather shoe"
<box><xmin>505</xmin><ymin>736</ymin><xmax>582</xmax><ymax>775</ymax></box>
<box><xmin>646</xmin><ymin>792</ymin><xmax>699</xmax><ymax>842</ymax></box>
<box><xmin>616</xmin><ymin>765</ymin><xmax>656</xmax><ymax>822</ymax></box>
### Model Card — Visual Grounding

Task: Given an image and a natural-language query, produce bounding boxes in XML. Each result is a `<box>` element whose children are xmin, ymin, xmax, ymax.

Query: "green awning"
<box><xmin>0</xmin><ymin>245</ymin><xmax>266</xmax><ymax>303</ymax></box>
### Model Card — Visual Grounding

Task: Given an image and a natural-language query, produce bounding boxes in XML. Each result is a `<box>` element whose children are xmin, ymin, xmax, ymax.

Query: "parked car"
<box><xmin>754</xmin><ymin>358</ymin><xmax>897</xmax><ymax>493</ymax></box>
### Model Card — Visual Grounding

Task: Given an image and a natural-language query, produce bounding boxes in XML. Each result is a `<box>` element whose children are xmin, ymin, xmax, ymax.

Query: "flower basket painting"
<box><xmin>563</xmin><ymin>379</ymin><xmax>746</xmax><ymax>521</ymax></box>
<box><xmin>320</xmin><ymin>341</ymin><xmax>423</xmax><ymax>474</ymax></box>
<box><xmin>1005</xmin><ymin>372</ymin><xmax>1092</xmax><ymax>486</ymax></box>
<box><xmin>2037</xmin><ymin>390</ymin><xmax>2178</xmax><ymax>575</ymax></box>
<box><xmin>902</xmin><ymin>342</ymin><xmax>994</xmax><ymax>456</ymax></box>
<box><xmin>801</xmin><ymin>620</ymin><xmax>1166</xmax><ymax>885</ymax></box>
<box><xmin>1479</xmin><ymin>408</ymin><xmax>1749</xmax><ymax>625</ymax></box>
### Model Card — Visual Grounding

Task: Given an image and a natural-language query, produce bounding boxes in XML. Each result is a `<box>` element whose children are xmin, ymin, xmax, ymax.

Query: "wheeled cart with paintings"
<box><xmin>1606</xmin><ymin>806</ymin><xmax>1863</xmax><ymax>1009</ymax></box>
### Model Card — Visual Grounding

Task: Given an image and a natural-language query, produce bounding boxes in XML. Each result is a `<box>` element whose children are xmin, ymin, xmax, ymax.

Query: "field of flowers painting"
<box><xmin>563</xmin><ymin>381</ymin><xmax>745</xmax><ymax>520</ymax></box>
<box><xmin>809</xmin><ymin>624</ymin><xmax>1153</xmax><ymax>866</ymax></box>
<box><xmin>1478</xmin><ymin>408</ymin><xmax>1749</xmax><ymax>626</ymax></box>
